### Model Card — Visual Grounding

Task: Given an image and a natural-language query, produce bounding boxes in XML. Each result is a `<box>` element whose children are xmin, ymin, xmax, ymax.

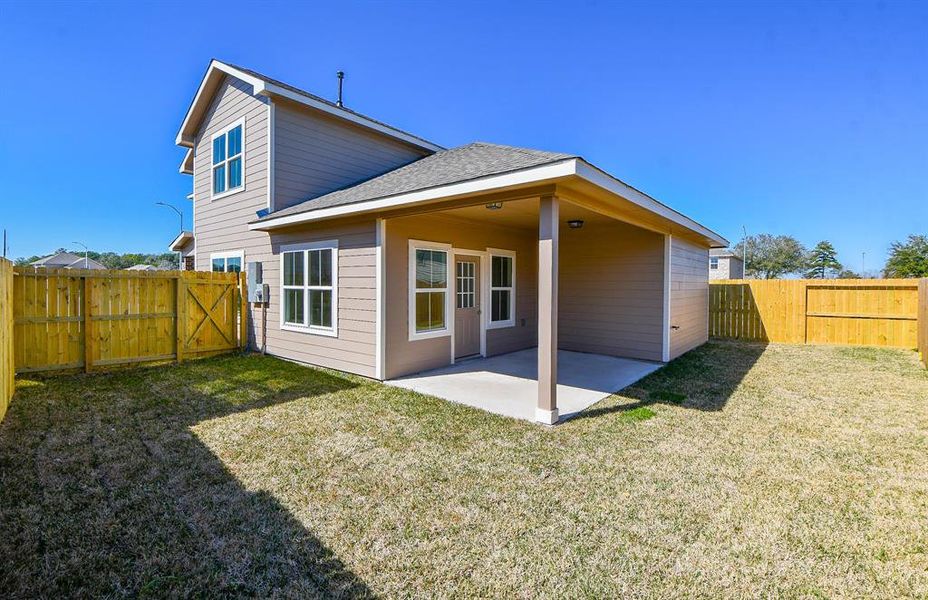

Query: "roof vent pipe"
<box><xmin>336</xmin><ymin>71</ymin><xmax>344</xmax><ymax>107</ymax></box>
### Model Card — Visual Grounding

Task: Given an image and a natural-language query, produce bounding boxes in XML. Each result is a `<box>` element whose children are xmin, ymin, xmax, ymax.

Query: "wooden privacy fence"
<box><xmin>0</xmin><ymin>259</ymin><xmax>14</xmax><ymax>421</ymax></box>
<box><xmin>12</xmin><ymin>268</ymin><xmax>246</xmax><ymax>374</ymax></box>
<box><xmin>710</xmin><ymin>279</ymin><xmax>924</xmax><ymax>350</ymax></box>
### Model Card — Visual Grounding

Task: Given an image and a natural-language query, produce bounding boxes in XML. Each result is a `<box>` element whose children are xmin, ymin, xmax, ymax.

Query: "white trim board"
<box><xmin>249</xmin><ymin>158</ymin><xmax>728</xmax><ymax>248</ymax></box>
<box><xmin>177</xmin><ymin>60</ymin><xmax>442</xmax><ymax>153</ymax></box>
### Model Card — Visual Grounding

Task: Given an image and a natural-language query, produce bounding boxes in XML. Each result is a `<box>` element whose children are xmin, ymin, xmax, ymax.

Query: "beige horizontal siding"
<box><xmin>191</xmin><ymin>74</ymin><xmax>378</xmax><ymax>377</ymax></box>
<box><xmin>670</xmin><ymin>236</ymin><xmax>710</xmax><ymax>359</ymax></box>
<box><xmin>273</xmin><ymin>98</ymin><xmax>428</xmax><ymax>212</ymax></box>
<box><xmin>384</xmin><ymin>214</ymin><xmax>538</xmax><ymax>379</ymax></box>
<box><xmin>558</xmin><ymin>221</ymin><xmax>664</xmax><ymax>361</ymax></box>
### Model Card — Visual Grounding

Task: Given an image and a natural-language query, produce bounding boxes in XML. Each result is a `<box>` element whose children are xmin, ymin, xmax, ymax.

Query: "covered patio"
<box><xmin>386</xmin><ymin>347</ymin><xmax>661</xmax><ymax>423</ymax></box>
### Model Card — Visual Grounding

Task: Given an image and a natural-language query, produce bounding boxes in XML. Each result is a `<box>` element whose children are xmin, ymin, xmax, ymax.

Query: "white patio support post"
<box><xmin>537</xmin><ymin>195</ymin><xmax>559</xmax><ymax>425</ymax></box>
<box><xmin>662</xmin><ymin>234</ymin><xmax>672</xmax><ymax>362</ymax></box>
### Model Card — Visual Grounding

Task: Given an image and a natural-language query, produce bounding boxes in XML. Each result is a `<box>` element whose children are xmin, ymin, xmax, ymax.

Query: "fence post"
<box><xmin>239</xmin><ymin>271</ymin><xmax>248</xmax><ymax>350</ymax></box>
<box><xmin>176</xmin><ymin>274</ymin><xmax>185</xmax><ymax>363</ymax></box>
<box><xmin>83</xmin><ymin>275</ymin><xmax>93</xmax><ymax>373</ymax></box>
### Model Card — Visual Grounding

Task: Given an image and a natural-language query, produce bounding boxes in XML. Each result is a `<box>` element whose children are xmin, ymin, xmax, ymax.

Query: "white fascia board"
<box><xmin>258</xmin><ymin>82</ymin><xmax>443</xmax><ymax>153</ymax></box>
<box><xmin>248</xmin><ymin>159</ymin><xmax>579</xmax><ymax>231</ymax></box>
<box><xmin>574</xmin><ymin>160</ymin><xmax>729</xmax><ymax>247</ymax></box>
<box><xmin>176</xmin><ymin>60</ymin><xmax>266</xmax><ymax>147</ymax></box>
<box><xmin>178</xmin><ymin>148</ymin><xmax>194</xmax><ymax>174</ymax></box>
<box><xmin>169</xmin><ymin>231</ymin><xmax>194</xmax><ymax>251</ymax></box>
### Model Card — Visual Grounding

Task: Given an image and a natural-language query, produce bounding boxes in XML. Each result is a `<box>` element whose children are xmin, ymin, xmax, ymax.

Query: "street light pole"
<box><xmin>156</xmin><ymin>202</ymin><xmax>184</xmax><ymax>270</ymax></box>
<box><xmin>72</xmin><ymin>241</ymin><xmax>89</xmax><ymax>269</ymax></box>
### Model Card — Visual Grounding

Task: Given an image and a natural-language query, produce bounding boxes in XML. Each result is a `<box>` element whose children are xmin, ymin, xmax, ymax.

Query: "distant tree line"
<box><xmin>732</xmin><ymin>234</ymin><xmax>927</xmax><ymax>279</ymax></box>
<box><xmin>15</xmin><ymin>247</ymin><xmax>178</xmax><ymax>270</ymax></box>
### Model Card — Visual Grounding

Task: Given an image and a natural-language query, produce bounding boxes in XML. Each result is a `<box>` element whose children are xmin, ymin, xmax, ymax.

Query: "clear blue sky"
<box><xmin>1</xmin><ymin>1</ymin><xmax>925</xmax><ymax>273</ymax></box>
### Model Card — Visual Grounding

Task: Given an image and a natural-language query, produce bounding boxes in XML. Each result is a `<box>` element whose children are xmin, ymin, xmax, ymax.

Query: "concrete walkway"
<box><xmin>386</xmin><ymin>348</ymin><xmax>662</xmax><ymax>423</ymax></box>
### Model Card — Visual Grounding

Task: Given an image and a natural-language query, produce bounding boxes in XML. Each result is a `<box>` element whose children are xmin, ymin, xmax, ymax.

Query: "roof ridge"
<box><xmin>216</xmin><ymin>60</ymin><xmax>443</xmax><ymax>151</ymax></box>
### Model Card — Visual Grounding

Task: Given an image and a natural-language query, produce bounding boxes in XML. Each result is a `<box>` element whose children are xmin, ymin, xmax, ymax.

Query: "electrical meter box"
<box><xmin>247</xmin><ymin>262</ymin><xmax>268</xmax><ymax>303</ymax></box>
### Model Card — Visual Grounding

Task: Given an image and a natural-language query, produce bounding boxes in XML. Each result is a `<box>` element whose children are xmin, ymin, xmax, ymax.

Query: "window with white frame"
<box><xmin>281</xmin><ymin>241</ymin><xmax>338</xmax><ymax>335</ymax></box>
<box><xmin>212</xmin><ymin>121</ymin><xmax>244</xmax><ymax>197</ymax></box>
<box><xmin>409</xmin><ymin>242</ymin><xmax>450</xmax><ymax>338</ymax></box>
<box><xmin>710</xmin><ymin>257</ymin><xmax>719</xmax><ymax>270</ymax></box>
<box><xmin>489</xmin><ymin>251</ymin><xmax>515</xmax><ymax>327</ymax></box>
<box><xmin>210</xmin><ymin>250</ymin><xmax>243</xmax><ymax>273</ymax></box>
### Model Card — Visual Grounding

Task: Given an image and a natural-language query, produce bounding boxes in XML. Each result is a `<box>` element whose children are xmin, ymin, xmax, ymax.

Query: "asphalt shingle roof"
<box><xmin>256</xmin><ymin>142</ymin><xmax>576</xmax><ymax>222</ymax></box>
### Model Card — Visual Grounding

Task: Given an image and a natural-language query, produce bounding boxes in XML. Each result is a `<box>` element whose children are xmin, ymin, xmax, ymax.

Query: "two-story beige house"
<box><xmin>174</xmin><ymin>60</ymin><xmax>727</xmax><ymax>423</ymax></box>
<box><xmin>709</xmin><ymin>248</ymin><xmax>745</xmax><ymax>280</ymax></box>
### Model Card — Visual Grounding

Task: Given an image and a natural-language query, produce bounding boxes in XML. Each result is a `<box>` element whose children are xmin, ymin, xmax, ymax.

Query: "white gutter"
<box><xmin>249</xmin><ymin>158</ymin><xmax>728</xmax><ymax>247</ymax></box>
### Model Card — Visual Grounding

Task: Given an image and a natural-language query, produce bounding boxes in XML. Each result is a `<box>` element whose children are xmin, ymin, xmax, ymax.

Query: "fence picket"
<box><xmin>10</xmin><ymin>267</ymin><xmax>245</xmax><ymax>374</ymax></box>
<box><xmin>710</xmin><ymin>279</ymin><xmax>921</xmax><ymax>350</ymax></box>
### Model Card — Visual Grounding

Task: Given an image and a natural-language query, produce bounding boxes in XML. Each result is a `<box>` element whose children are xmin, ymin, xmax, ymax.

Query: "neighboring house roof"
<box><xmin>169</xmin><ymin>230</ymin><xmax>194</xmax><ymax>252</ymax></box>
<box><xmin>710</xmin><ymin>248</ymin><xmax>743</xmax><ymax>260</ymax></box>
<box><xmin>250</xmin><ymin>142</ymin><xmax>729</xmax><ymax>247</ymax></box>
<box><xmin>31</xmin><ymin>251</ymin><xmax>83</xmax><ymax>267</ymax></box>
<box><xmin>127</xmin><ymin>264</ymin><xmax>157</xmax><ymax>271</ymax></box>
<box><xmin>66</xmin><ymin>257</ymin><xmax>106</xmax><ymax>269</ymax></box>
<box><xmin>175</xmin><ymin>60</ymin><xmax>443</xmax><ymax>154</ymax></box>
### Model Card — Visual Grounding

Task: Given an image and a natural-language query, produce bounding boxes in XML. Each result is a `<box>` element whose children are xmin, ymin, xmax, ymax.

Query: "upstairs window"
<box><xmin>212</xmin><ymin>120</ymin><xmax>244</xmax><ymax>198</ymax></box>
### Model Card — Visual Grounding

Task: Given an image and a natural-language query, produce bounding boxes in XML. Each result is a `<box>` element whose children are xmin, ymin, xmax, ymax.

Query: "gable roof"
<box><xmin>257</xmin><ymin>142</ymin><xmax>575</xmax><ymax>221</ymax></box>
<box><xmin>31</xmin><ymin>251</ymin><xmax>82</xmax><ymax>266</ymax></box>
<box><xmin>710</xmin><ymin>248</ymin><xmax>742</xmax><ymax>259</ymax></box>
<box><xmin>249</xmin><ymin>142</ymin><xmax>728</xmax><ymax>247</ymax></box>
<box><xmin>176</xmin><ymin>60</ymin><xmax>443</xmax><ymax>153</ymax></box>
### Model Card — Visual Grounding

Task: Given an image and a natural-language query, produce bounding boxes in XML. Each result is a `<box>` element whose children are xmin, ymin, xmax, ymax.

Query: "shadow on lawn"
<box><xmin>572</xmin><ymin>340</ymin><xmax>769</xmax><ymax>422</ymax></box>
<box><xmin>0</xmin><ymin>354</ymin><xmax>374</xmax><ymax>599</ymax></box>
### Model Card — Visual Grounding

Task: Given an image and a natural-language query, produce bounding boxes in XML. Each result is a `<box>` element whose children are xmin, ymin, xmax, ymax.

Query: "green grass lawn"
<box><xmin>1</xmin><ymin>341</ymin><xmax>927</xmax><ymax>598</ymax></box>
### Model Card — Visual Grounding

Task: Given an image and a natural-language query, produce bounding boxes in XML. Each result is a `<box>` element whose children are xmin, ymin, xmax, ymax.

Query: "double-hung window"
<box><xmin>408</xmin><ymin>241</ymin><xmax>451</xmax><ymax>340</ymax></box>
<box><xmin>489</xmin><ymin>250</ymin><xmax>515</xmax><ymax>328</ymax></box>
<box><xmin>212</xmin><ymin>120</ymin><xmax>244</xmax><ymax>198</ymax></box>
<box><xmin>210</xmin><ymin>250</ymin><xmax>243</xmax><ymax>273</ymax></box>
<box><xmin>280</xmin><ymin>241</ymin><xmax>338</xmax><ymax>336</ymax></box>
<box><xmin>710</xmin><ymin>257</ymin><xmax>719</xmax><ymax>270</ymax></box>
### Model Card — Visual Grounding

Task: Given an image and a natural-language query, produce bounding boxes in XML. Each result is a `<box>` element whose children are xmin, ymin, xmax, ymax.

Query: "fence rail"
<box><xmin>710</xmin><ymin>279</ymin><xmax>923</xmax><ymax>350</ymax></box>
<box><xmin>0</xmin><ymin>259</ymin><xmax>13</xmax><ymax>421</ymax></box>
<box><xmin>12</xmin><ymin>267</ymin><xmax>246</xmax><ymax>374</ymax></box>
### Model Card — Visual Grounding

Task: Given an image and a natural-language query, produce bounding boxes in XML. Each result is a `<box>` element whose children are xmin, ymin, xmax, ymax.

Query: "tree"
<box><xmin>733</xmin><ymin>234</ymin><xmax>806</xmax><ymax>279</ymax></box>
<box><xmin>804</xmin><ymin>241</ymin><xmax>843</xmax><ymax>278</ymax></box>
<box><xmin>836</xmin><ymin>269</ymin><xmax>860</xmax><ymax>279</ymax></box>
<box><xmin>883</xmin><ymin>235</ymin><xmax>928</xmax><ymax>278</ymax></box>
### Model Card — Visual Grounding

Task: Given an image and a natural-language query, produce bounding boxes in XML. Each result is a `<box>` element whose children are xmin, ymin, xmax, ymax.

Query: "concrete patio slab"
<box><xmin>386</xmin><ymin>348</ymin><xmax>662</xmax><ymax>423</ymax></box>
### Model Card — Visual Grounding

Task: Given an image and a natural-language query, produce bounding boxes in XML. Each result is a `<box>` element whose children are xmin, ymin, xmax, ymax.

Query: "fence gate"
<box><xmin>12</xmin><ymin>268</ymin><xmax>246</xmax><ymax>373</ymax></box>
